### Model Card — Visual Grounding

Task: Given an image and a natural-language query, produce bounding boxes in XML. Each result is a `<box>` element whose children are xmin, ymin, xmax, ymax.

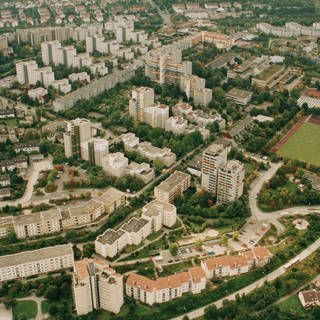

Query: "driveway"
<box><xmin>0</xmin><ymin>158</ymin><xmax>53</xmax><ymax>207</ymax></box>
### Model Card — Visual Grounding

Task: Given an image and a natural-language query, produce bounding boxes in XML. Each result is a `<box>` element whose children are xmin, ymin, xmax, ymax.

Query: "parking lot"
<box><xmin>238</xmin><ymin>220</ymin><xmax>270</xmax><ymax>247</ymax></box>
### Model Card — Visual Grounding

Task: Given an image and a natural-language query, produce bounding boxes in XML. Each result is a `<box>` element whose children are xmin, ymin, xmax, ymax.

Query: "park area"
<box><xmin>277</xmin><ymin>119</ymin><xmax>320</xmax><ymax>166</ymax></box>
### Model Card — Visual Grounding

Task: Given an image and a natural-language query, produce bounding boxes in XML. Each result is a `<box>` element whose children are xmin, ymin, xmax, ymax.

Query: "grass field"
<box><xmin>278</xmin><ymin>295</ymin><xmax>307</xmax><ymax>317</ymax></box>
<box><xmin>278</xmin><ymin>122</ymin><xmax>320</xmax><ymax>166</ymax></box>
<box><xmin>13</xmin><ymin>300</ymin><xmax>37</xmax><ymax>319</ymax></box>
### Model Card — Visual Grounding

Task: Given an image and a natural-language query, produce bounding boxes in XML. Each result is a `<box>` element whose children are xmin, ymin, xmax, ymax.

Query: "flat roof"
<box><xmin>122</xmin><ymin>217</ymin><xmax>149</xmax><ymax>233</ymax></box>
<box><xmin>156</xmin><ymin>171</ymin><xmax>190</xmax><ymax>192</ymax></box>
<box><xmin>98</xmin><ymin>187</ymin><xmax>125</xmax><ymax>206</ymax></box>
<box><xmin>96</xmin><ymin>229</ymin><xmax>125</xmax><ymax>245</ymax></box>
<box><xmin>0</xmin><ymin>244</ymin><xmax>73</xmax><ymax>268</ymax></box>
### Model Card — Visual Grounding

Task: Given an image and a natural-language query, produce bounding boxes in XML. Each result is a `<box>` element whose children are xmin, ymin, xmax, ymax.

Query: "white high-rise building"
<box><xmin>102</xmin><ymin>152</ymin><xmax>128</xmax><ymax>177</ymax></box>
<box><xmin>144</xmin><ymin>104</ymin><xmax>169</xmax><ymax>129</ymax></box>
<box><xmin>80</xmin><ymin>137</ymin><xmax>109</xmax><ymax>166</ymax></box>
<box><xmin>41</xmin><ymin>40</ymin><xmax>62</xmax><ymax>65</ymax></box>
<box><xmin>16</xmin><ymin>60</ymin><xmax>38</xmax><ymax>84</ymax></box>
<box><xmin>73</xmin><ymin>258</ymin><xmax>124</xmax><ymax>316</ymax></box>
<box><xmin>201</xmin><ymin>143</ymin><xmax>228</xmax><ymax>194</ymax></box>
<box><xmin>217</xmin><ymin>160</ymin><xmax>244</xmax><ymax>204</ymax></box>
<box><xmin>129</xmin><ymin>87</ymin><xmax>155</xmax><ymax>122</ymax></box>
<box><xmin>63</xmin><ymin>118</ymin><xmax>92</xmax><ymax>159</ymax></box>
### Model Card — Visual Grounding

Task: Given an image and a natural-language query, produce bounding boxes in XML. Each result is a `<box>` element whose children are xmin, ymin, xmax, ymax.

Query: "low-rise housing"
<box><xmin>299</xmin><ymin>290</ymin><xmax>320</xmax><ymax>308</ymax></box>
<box><xmin>0</xmin><ymin>244</ymin><xmax>74</xmax><ymax>282</ymax></box>
<box><xmin>14</xmin><ymin>141</ymin><xmax>40</xmax><ymax>154</ymax></box>
<box><xmin>126</xmin><ymin>266</ymin><xmax>206</xmax><ymax>305</ymax></box>
<box><xmin>201</xmin><ymin>247</ymin><xmax>272</xmax><ymax>279</ymax></box>
<box><xmin>138</xmin><ymin>142</ymin><xmax>176</xmax><ymax>167</ymax></box>
<box><xmin>28</xmin><ymin>87</ymin><xmax>48</xmax><ymax>103</ymax></box>
<box><xmin>125</xmin><ymin>162</ymin><xmax>155</xmax><ymax>184</ymax></box>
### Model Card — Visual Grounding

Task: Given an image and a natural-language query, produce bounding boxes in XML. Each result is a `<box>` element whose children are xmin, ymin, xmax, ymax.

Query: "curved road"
<box><xmin>247</xmin><ymin>161</ymin><xmax>320</xmax><ymax>233</ymax></box>
<box><xmin>171</xmin><ymin>237</ymin><xmax>320</xmax><ymax>320</ymax></box>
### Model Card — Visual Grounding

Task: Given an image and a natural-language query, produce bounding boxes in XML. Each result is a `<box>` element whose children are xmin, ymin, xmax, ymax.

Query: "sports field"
<box><xmin>278</xmin><ymin>122</ymin><xmax>320</xmax><ymax>166</ymax></box>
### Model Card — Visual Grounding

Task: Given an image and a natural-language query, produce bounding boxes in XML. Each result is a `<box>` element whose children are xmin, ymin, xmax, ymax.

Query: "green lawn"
<box><xmin>41</xmin><ymin>300</ymin><xmax>50</xmax><ymax>314</ymax></box>
<box><xmin>278</xmin><ymin>122</ymin><xmax>320</xmax><ymax>166</ymax></box>
<box><xmin>278</xmin><ymin>294</ymin><xmax>306</xmax><ymax>316</ymax></box>
<box><xmin>13</xmin><ymin>300</ymin><xmax>37</xmax><ymax>320</ymax></box>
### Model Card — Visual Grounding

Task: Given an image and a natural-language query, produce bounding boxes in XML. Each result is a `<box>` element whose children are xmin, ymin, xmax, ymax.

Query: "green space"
<box><xmin>160</xmin><ymin>260</ymin><xmax>193</xmax><ymax>277</ymax></box>
<box><xmin>278</xmin><ymin>294</ymin><xmax>307</xmax><ymax>317</ymax></box>
<box><xmin>278</xmin><ymin>122</ymin><xmax>320</xmax><ymax>166</ymax></box>
<box><xmin>41</xmin><ymin>300</ymin><xmax>50</xmax><ymax>314</ymax></box>
<box><xmin>13</xmin><ymin>300</ymin><xmax>37</xmax><ymax>320</ymax></box>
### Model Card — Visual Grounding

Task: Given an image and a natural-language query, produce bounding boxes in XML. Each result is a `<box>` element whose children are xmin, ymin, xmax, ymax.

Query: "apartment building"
<box><xmin>165</xmin><ymin>116</ymin><xmax>188</xmax><ymax>135</ymax></box>
<box><xmin>144</xmin><ymin>104</ymin><xmax>169</xmax><ymax>129</ymax></box>
<box><xmin>63</xmin><ymin>118</ymin><xmax>92</xmax><ymax>159</ymax></box>
<box><xmin>125</xmin><ymin>162</ymin><xmax>155</xmax><ymax>184</ymax></box>
<box><xmin>180</xmin><ymin>75</ymin><xmax>212</xmax><ymax>106</ymax></box>
<box><xmin>0</xmin><ymin>155</ymin><xmax>28</xmax><ymax>173</ymax></box>
<box><xmin>0</xmin><ymin>188</ymin><xmax>125</xmax><ymax>239</ymax></box>
<box><xmin>86</xmin><ymin>35</ymin><xmax>120</xmax><ymax>55</ymax></box>
<box><xmin>0</xmin><ymin>174</ymin><xmax>10</xmax><ymax>187</ymax></box>
<box><xmin>217</xmin><ymin>160</ymin><xmax>244</xmax><ymax>204</ymax></box>
<box><xmin>0</xmin><ymin>216</ymin><xmax>13</xmax><ymax>238</ymax></box>
<box><xmin>95</xmin><ymin>229</ymin><xmax>128</xmax><ymax>258</ymax></box>
<box><xmin>73</xmin><ymin>258</ymin><xmax>124</xmax><ymax>315</ymax></box>
<box><xmin>80</xmin><ymin>137</ymin><xmax>109</xmax><ymax>166</ymax></box>
<box><xmin>16</xmin><ymin>60</ymin><xmax>38</xmax><ymax>85</ymax></box>
<box><xmin>122</xmin><ymin>218</ymin><xmax>152</xmax><ymax>246</ymax></box>
<box><xmin>98</xmin><ymin>187</ymin><xmax>126</xmax><ymax>214</ymax></box>
<box><xmin>0</xmin><ymin>244</ymin><xmax>74</xmax><ymax>282</ymax></box>
<box><xmin>51</xmin><ymin>79</ymin><xmax>71</xmax><ymax>94</ymax></box>
<box><xmin>13</xmin><ymin>208</ymin><xmax>63</xmax><ymax>239</ymax></box>
<box><xmin>14</xmin><ymin>141</ymin><xmax>39</xmax><ymax>154</ymax></box>
<box><xmin>15</xmin><ymin>25</ymin><xmax>103</xmax><ymax>47</ymax></box>
<box><xmin>154</xmin><ymin>171</ymin><xmax>191</xmax><ymax>203</ymax></box>
<box><xmin>129</xmin><ymin>87</ymin><xmax>155</xmax><ymax>122</ymax></box>
<box><xmin>142</xmin><ymin>199</ymin><xmax>177</xmax><ymax>231</ymax></box>
<box><xmin>69</xmin><ymin>72</ymin><xmax>90</xmax><ymax>83</ymax></box>
<box><xmin>95</xmin><ymin>198</ymin><xmax>177</xmax><ymax>258</ymax></box>
<box><xmin>61</xmin><ymin>199</ymin><xmax>105</xmax><ymax>229</ymax></box>
<box><xmin>121</xmin><ymin>132</ymin><xmax>140</xmax><ymax>152</ymax></box>
<box><xmin>126</xmin><ymin>266</ymin><xmax>206</xmax><ymax>305</ymax></box>
<box><xmin>145</xmin><ymin>46</ymin><xmax>192</xmax><ymax>85</ymax></box>
<box><xmin>28</xmin><ymin>87</ymin><xmax>48</xmax><ymax>103</ymax></box>
<box><xmin>102</xmin><ymin>152</ymin><xmax>129</xmax><ymax>177</ymax></box>
<box><xmin>201</xmin><ymin>143</ymin><xmax>228</xmax><ymax>194</ymax></box>
<box><xmin>201</xmin><ymin>247</ymin><xmax>272</xmax><ymax>279</ymax></box>
<box><xmin>138</xmin><ymin>142</ymin><xmax>176</xmax><ymax>167</ymax></box>
<box><xmin>172</xmin><ymin>102</ymin><xmax>193</xmax><ymax>116</ymax></box>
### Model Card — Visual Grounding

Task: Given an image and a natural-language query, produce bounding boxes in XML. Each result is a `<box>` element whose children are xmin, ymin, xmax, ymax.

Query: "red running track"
<box><xmin>271</xmin><ymin>116</ymin><xmax>308</xmax><ymax>152</ymax></box>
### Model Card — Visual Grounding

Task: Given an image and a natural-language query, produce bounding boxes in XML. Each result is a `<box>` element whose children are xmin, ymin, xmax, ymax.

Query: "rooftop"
<box><xmin>156</xmin><ymin>171</ymin><xmax>190</xmax><ymax>193</ymax></box>
<box><xmin>96</xmin><ymin>228</ymin><xmax>125</xmax><ymax>245</ymax></box>
<box><xmin>121</xmin><ymin>217</ymin><xmax>149</xmax><ymax>233</ymax></box>
<box><xmin>0</xmin><ymin>244</ymin><xmax>73</xmax><ymax>268</ymax></box>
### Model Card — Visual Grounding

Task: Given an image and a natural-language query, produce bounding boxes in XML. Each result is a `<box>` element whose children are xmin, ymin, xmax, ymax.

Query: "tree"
<box><xmin>44</xmin><ymin>285</ymin><xmax>60</xmax><ymax>301</ymax></box>
<box><xmin>3</xmin><ymin>297</ymin><xmax>17</xmax><ymax>309</ymax></box>
<box><xmin>221</xmin><ymin>234</ymin><xmax>228</xmax><ymax>246</ymax></box>
<box><xmin>169</xmin><ymin>243</ymin><xmax>178</xmax><ymax>256</ymax></box>
<box><xmin>232</xmin><ymin>231</ymin><xmax>240</xmax><ymax>241</ymax></box>
<box><xmin>195</xmin><ymin>239</ymin><xmax>203</xmax><ymax>251</ymax></box>
<box><xmin>83</xmin><ymin>243</ymin><xmax>95</xmax><ymax>258</ymax></box>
